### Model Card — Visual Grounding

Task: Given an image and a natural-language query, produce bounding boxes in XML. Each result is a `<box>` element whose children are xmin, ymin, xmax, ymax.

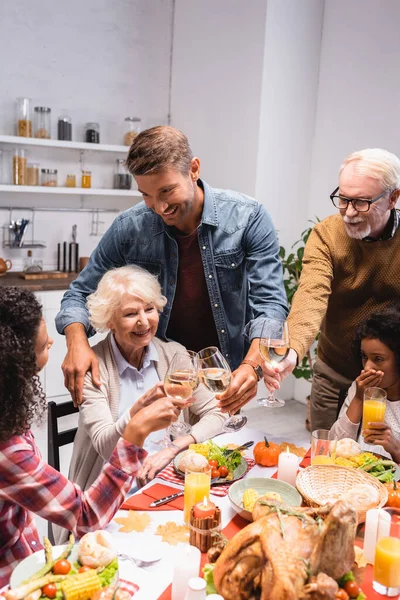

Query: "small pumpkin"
<box><xmin>385</xmin><ymin>479</ymin><xmax>400</xmax><ymax>508</ymax></box>
<box><xmin>254</xmin><ymin>437</ymin><xmax>281</xmax><ymax>467</ymax></box>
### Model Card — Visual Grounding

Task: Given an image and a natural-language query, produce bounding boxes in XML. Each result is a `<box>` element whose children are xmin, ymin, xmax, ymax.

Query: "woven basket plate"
<box><xmin>296</xmin><ymin>465</ymin><xmax>388</xmax><ymax>523</ymax></box>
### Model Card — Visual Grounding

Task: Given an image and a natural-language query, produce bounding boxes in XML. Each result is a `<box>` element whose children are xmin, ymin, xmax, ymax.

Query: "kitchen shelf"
<box><xmin>0</xmin><ymin>184</ymin><xmax>141</xmax><ymax>197</ymax></box>
<box><xmin>0</xmin><ymin>134</ymin><xmax>128</xmax><ymax>153</ymax></box>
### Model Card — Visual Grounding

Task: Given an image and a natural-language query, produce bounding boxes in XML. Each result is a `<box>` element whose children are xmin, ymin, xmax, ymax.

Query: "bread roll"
<box><xmin>343</xmin><ymin>483</ymin><xmax>380</xmax><ymax>511</ymax></box>
<box><xmin>336</xmin><ymin>438</ymin><xmax>361</xmax><ymax>459</ymax></box>
<box><xmin>178</xmin><ymin>450</ymin><xmax>209</xmax><ymax>473</ymax></box>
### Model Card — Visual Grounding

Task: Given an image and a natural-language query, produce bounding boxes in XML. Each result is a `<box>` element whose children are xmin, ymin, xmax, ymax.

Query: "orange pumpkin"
<box><xmin>254</xmin><ymin>437</ymin><xmax>281</xmax><ymax>467</ymax></box>
<box><xmin>385</xmin><ymin>479</ymin><xmax>400</xmax><ymax>508</ymax></box>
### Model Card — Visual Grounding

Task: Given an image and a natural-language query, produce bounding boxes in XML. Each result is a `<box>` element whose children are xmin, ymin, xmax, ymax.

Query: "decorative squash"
<box><xmin>384</xmin><ymin>479</ymin><xmax>400</xmax><ymax>508</ymax></box>
<box><xmin>253</xmin><ymin>437</ymin><xmax>281</xmax><ymax>467</ymax></box>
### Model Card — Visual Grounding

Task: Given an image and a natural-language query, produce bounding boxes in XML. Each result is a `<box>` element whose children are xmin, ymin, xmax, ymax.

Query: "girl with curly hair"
<box><xmin>330</xmin><ymin>306</ymin><xmax>400</xmax><ymax>461</ymax></box>
<box><xmin>0</xmin><ymin>287</ymin><xmax>179</xmax><ymax>585</ymax></box>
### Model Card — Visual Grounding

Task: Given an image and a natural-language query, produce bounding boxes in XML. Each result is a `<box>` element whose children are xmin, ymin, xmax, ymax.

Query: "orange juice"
<box><xmin>363</xmin><ymin>399</ymin><xmax>386</xmax><ymax>429</ymax></box>
<box><xmin>184</xmin><ymin>472</ymin><xmax>211</xmax><ymax>523</ymax></box>
<box><xmin>374</xmin><ymin>537</ymin><xmax>400</xmax><ymax>588</ymax></box>
<box><xmin>311</xmin><ymin>455</ymin><xmax>335</xmax><ymax>466</ymax></box>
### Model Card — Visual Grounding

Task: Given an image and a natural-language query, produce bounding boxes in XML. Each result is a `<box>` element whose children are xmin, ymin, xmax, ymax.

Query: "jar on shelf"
<box><xmin>58</xmin><ymin>115</ymin><xmax>72</xmax><ymax>141</ymax></box>
<box><xmin>16</xmin><ymin>97</ymin><xmax>32</xmax><ymax>137</ymax></box>
<box><xmin>114</xmin><ymin>159</ymin><xmax>132</xmax><ymax>190</ymax></box>
<box><xmin>34</xmin><ymin>107</ymin><xmax>51</xmax><ymax>139</ymax></box>
<box><xmin>66</xmin><ymin>174</ymin><xmax>76</xmax><ymax>187</ymax></box>
<box><xmin>85</xmin><ymin>122</ymin><xmax>100</xmax><ymax>144</ymax></box>
<box><xmin>81</xmin><ymin>170</ymin><xmax>91</xmax><ymax>188</ymax></box>
<box><xmin>41</xmin><ymin>168</ymin><xmax>58</xmax><ymax>186</ymax></box>
<box><xmin>123</xmin><ymin>117</ymin><xmax>141</xmax><ymax>146</ymax></box>
<box><xmin>13</xmin><ymin>148</ymin><xmax>27</xmax><ymax>185</ymax></box>
<box><xmin>27</xmin><ymin>162</ymin><xmax>40</xmax><ymax>186</ymax></box>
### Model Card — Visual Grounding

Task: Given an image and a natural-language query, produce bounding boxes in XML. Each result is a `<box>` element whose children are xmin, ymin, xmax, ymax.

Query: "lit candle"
<box><xmin>364</xmin><ymin>508</ymin><xmax>391</xmax><ymax>564</ymax></box>
<box><xmin>277</xmin><ymin>447</ymin><xmax>298</xmax><ymax>486</ymax></box>
<box><xmin>193</xmin><ymin>496</ymin><xmax>216</xmax><ymax>519</ymax></box>
<box><xmin>171</xmin><ymin>543</ymin><xmax>201</xmax><ymax>600</ymax></box>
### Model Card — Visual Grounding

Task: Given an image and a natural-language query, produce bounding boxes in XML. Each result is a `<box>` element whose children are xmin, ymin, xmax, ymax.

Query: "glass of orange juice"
<box><xmin>183</xmin><ymin>465</ymin><xmax>211</xmax><ymax>524</ymax></box>
<box><xmin>363</xmin><ymin>387</ymin><xmax>387</xmax><ymax>431</ymax></box>
<box><xmin>311</xmin><ymin>429</ymin><xmax>337</xmax><ymax>465</ymax></box>
<box><xmin>373</xmin><ymin>508</ymin><xmax>400</xmax><ymax>596</ymax></box>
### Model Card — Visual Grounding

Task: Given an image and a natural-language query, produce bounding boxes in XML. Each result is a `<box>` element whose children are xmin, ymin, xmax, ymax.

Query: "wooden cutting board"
<box><xmin>19</xmin><ymin>271</ymin><xmax>70</xmax><ymax>280</ymax></box>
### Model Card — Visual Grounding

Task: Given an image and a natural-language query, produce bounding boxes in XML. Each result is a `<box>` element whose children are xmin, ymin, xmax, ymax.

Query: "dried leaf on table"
<box><xmin>156</xmin><ymin>522</ymin><xmax>190</xmax><ymax>545</ymax></box>
<box><xmin>279</xmin><ymin>442</ymin><xmax>307</xmax><ymax>458</ymax></box>
<box><xmin>114</xmin><ymin>511</ymin><xmax>151</xmax><ymax>533</ymax></box>
<box><xmin>354</xmin><ymin>545</ymin><xmax>370</xmax><ymax>568</ymax></box>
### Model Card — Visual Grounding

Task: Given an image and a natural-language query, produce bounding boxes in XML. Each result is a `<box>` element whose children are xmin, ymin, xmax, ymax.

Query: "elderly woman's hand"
<box><xmin>137</xmin><ymin>447</ymin><xmax>177</xmax><ymax>485</ymax></box>
<box><xmin>130</xmin><ymin>382</ymin><xmax>167</xmax><ymax>417</ymax></box>
<box><xmin>122</xmin><ymin>398</ymin><xmax>180</xmax><ymax>448</ymax></box>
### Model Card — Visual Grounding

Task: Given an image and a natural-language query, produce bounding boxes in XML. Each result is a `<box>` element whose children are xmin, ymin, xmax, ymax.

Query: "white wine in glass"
<box><xmin>198</xmin><ymin>346</ymin><xmax>247</xmax><ymax>433</ymax></box>
<box><xmin>159</xmin><ymin>351</ymin><xmax>198</xmax><ymax>447</ymax></box>
<box><xmin>258</xmin><ymin>320</ymin><xmax>289</xmax><ymax>408</ymax></box>
<box><xmin>164</xmin><ymin>370</ymin><xmax>198</xmax><ymax>401</ymax></box>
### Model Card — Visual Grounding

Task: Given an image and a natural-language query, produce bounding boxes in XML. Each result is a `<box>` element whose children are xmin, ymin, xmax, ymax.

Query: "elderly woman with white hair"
<box><xmin>68</xmin><ymin>264</ymin><xmax>226</xmax><ymax>493</ymax></box>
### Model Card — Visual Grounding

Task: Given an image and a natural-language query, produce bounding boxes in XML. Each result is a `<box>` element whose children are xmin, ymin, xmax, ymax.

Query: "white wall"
<box><xmin>308</xmin><ymin>0</ymin><xmax>400</xmax><ymax>220</ymax></box>
<box><xmin>0</xmin><ymin>0</ymin><xmax>173</xmax><ymax>269</ymax></box>
<box><xmin>255</xmin><ymin>0</ymin><xmax>324</xmax><ymax>251</ymax></box>
<box><xmin>170</xmin><ymin>0</ymin><xmax>268</xmax><ymax>197</ymax></box>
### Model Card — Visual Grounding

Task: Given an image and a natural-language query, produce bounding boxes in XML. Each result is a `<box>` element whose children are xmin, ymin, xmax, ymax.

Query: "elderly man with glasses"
<box><xmin>263</xmin><ymin>148</ymin><xmax>400</xmax><ymax>430</ymax></box>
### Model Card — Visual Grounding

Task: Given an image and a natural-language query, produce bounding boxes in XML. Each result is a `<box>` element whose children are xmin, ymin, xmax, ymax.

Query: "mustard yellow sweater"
<box><xmin>288</xmin><ymin>213</ymin><xmax>400</xmax><ymax>380</ymax></box>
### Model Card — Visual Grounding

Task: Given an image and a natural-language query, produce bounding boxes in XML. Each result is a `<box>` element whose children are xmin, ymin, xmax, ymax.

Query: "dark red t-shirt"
<box><xmin>166</xmin><ymin>230</ymin><xmax>220</xmax><ymax>352</ymax></box>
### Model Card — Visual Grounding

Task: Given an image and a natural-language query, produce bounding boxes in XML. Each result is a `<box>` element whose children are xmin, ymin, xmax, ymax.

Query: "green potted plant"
<box><xmin>279</xmin><ymin>218</ymin><xmax>320</xmax><ymax>428</ymax></box>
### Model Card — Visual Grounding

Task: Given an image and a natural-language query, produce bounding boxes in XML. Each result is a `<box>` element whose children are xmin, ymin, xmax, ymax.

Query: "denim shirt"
<box><xmin>56</xmin><ymin>180</ymin><xmax>288</xmax><ymax>369</ymax></box>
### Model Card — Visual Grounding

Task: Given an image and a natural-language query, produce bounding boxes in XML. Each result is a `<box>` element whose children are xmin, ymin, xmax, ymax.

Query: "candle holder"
<box><xmin>189</xmin><ymin>506</ymin><xmax>222</xmax><ymax>553</ymax></box>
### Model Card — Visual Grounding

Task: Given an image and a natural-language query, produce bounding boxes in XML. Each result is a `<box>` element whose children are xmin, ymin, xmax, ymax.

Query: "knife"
<box><xmin>149</xmin><ymin>490</ymin><xmax>184</xmax><ymax>507</ymax></box>
<box><xmin>223</xmin><ymin>441</ymin><xmax>254</xmax><ymax>455</ymax></box>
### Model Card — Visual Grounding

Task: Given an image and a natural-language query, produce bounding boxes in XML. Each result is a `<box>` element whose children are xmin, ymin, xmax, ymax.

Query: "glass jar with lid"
<box><xmin>81</xmin><ymin>171</ymin><xmax>92</xmax><ymax>188</ymax></box>
<box><xmin>58</xmin><ymin>115</ymin><xmax>72</xmax><ymax>141</ymax></box>
<box><xmin>27</xmin><ymin>163</ymin><xmax>40</xmax><ymax>186</ymax></box>
<box><xmin>16</xmin><ymin>97</ymin><xmax>32</xmax><ymax>137</ymax></box>
<box><xmin>34</xmin><ymin>107</ymin><xmax>51</xmax><ymax>139</ymax></box>
<box><xmin>13</xmin><ymin>149</ymin><xmax>27</xmax><ymax>185</ymax></box>
<box><xmin>123</xmin><ymin>117</ymin><xmax>141</xmax><ymax>146</ymax></box>
<box><xmin>114</xmin><ymin>159</ymin><xmax>132</xmax><ymax>190</ymax></box>
<box><xmin>85</xmin><ymin>122</ymin><xmax>100</xmax><ymax>143</ymax></box>
<box><xmin>41</xmin><ymin>168</ymin><xmax>58</xmax><ymax>186</ymax></box>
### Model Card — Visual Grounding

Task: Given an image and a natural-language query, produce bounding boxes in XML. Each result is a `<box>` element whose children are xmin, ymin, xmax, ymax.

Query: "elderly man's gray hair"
<box><xmin>340</xmin><ymin>148</ymin><xmax>400</xmax><ymax>191</ymax></box>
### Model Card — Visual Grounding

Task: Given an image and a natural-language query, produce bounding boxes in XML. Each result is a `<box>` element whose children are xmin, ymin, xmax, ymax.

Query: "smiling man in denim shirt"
<box><xmin>56</xmin><ymin>126</ymin><xmax>287</xmax><ymax>413</ymax></box>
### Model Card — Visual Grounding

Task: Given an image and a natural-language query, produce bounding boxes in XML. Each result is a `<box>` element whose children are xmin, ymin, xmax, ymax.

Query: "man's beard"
<box><xmin>343</xmin><ymin>217</ymin><xmax>371</xmax><ymax>240</ymax></box>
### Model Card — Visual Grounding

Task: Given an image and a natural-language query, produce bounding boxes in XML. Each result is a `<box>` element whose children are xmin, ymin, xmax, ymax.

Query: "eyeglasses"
<box><xmin>330</xmin><ymin>187</ymin><xmax>391</xmax><ymax>212</ymax></box>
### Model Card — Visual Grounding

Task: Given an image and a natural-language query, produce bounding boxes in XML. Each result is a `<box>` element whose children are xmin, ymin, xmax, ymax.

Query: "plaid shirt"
<box><xmin>0</xmin><ymin>430</ymin><xmax>146</xmax><ymax>585</ymax></box>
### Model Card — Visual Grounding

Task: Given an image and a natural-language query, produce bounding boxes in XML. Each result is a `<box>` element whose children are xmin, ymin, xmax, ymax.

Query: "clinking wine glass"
<box><xmin>258</xmin><ymin>319</ymin><xmax>289</xmax><ymax>408</ymax></box>
<box><xmin>197</xmin><ymin>346</ymin><xmax>247</xmax><ymax>433</ymax></box>
<box><xmin>160</xmin><ymin>350</ymin><xmax>199</xmax><ymax>447</ymax></box>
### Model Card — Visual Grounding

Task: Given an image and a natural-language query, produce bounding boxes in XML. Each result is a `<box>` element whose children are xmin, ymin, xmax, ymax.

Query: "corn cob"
<box><xmin>188</xmin><ymin>443</ymin><xmax>210</xmax><ymax>458</ymax></box>
<box><xmin>243</xmin><ymin>488</ymin><xmax>260</xmax><ymax>511</ymax></box>
<box><xmin>60</xmin><ymin>570</ymin><xmax>101</xmax><ymax>600</ymax></box>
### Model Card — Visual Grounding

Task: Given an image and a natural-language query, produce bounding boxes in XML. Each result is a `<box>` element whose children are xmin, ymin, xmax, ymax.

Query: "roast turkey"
<box><xmin>213</xmin><ymin>500</ymin><xmax>357</xmax><ymax>600</ymax></box>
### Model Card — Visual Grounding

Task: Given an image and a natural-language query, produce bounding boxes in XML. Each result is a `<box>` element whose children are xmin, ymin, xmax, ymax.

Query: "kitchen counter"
<box><xmin>0</xmin><ymin>271</ymin><xmax>77</xmax><ymax>291</ymax></box>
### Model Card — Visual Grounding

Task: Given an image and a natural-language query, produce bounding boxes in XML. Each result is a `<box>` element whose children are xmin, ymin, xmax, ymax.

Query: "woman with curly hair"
<box><xmin>330</xmin><ymin>306</ymin><xmax>400</xmax><ymax>461</ymax></box>
<box><xmin>0</xmin><ymin>287</ymin><xmax>179</xmax><ymax>585</ymax></box>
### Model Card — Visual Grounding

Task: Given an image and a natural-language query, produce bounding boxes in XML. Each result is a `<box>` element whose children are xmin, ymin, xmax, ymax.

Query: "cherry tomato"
<box><xmin>219</xmin><ymin>465</ymin><xmax>229</xmax><ymax>478</ymax></box>
<box><xmin>42</xmin><ymin>584</ymin><xmax>57</xmax><ymax>598</ymax></box>
<box><xmin>335</xmin><ymin>590</ymin><xmax>349</xmax><ymax>600</ymax></box>
<box><xmin>343</xmin><ymin>581</ymin><xmax>361</xmax><ymax>598</ymax></box>
<box><xmin>78</xmin><ymin>565</ymin><xmax>92</xmax><ymax>573</ymax></box>
<box><xmin>208</xmin><ymin>459</ymin><xmax>218</xmax><ymax>468</ymax></box>
<box><xmin>211</xmin><ymin>468</ymin><xmax>221</xmax><ymax>479</ymax></box>
<box><xmin>53</xmin><ymin>559</ymin><xmax>72</xmax><ymax>575</ymax></box>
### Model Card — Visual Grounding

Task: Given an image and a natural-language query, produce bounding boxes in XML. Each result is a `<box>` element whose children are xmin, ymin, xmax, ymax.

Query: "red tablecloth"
<box><xmin>158</xmin><ymin>449</ymin><xmax>380</xmax><ymax>599</ymax></box>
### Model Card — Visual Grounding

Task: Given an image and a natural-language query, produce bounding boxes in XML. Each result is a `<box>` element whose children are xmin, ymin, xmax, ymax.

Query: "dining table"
<box><xmin>105</xmin><ymin>427</ymin><xmax>384</xmax><ymax>600</ymax></box>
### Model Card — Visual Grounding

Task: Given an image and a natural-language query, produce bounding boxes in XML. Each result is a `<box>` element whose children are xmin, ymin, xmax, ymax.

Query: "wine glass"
<box><xmin>197</xmin><ymin>346</ymin><xmax>247</xmax><ymax>433</ymax></box>
<box><xmin>258</xmin><ymin>319</ymin><xmax>289</xmax><ymax>408</ymax></box>
<box><xmin>159</xmin><ymin>350</ymin><xmax>199</xmax><ymax>447</ymax></box>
